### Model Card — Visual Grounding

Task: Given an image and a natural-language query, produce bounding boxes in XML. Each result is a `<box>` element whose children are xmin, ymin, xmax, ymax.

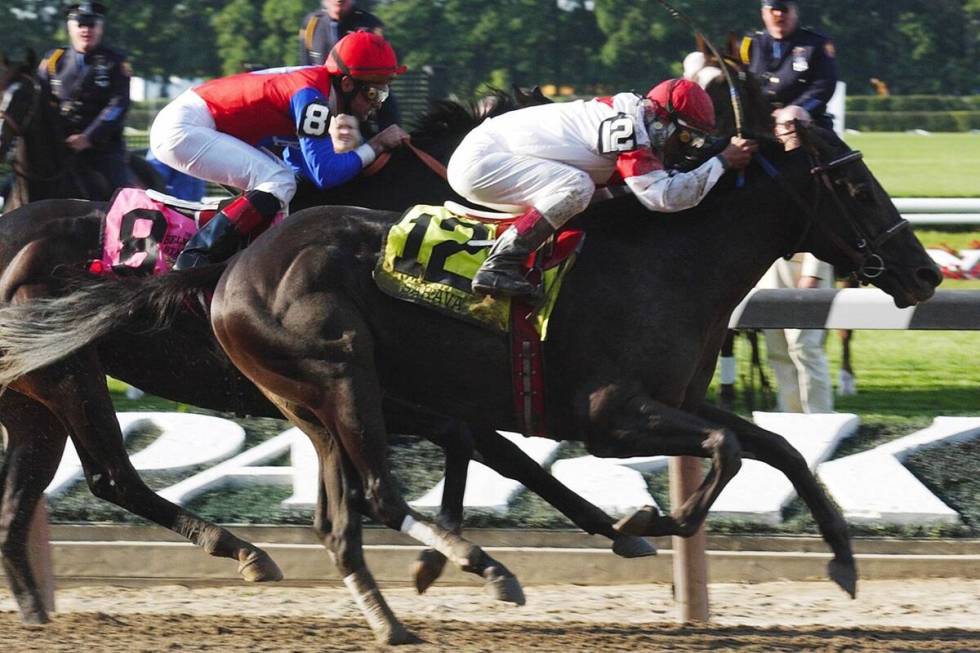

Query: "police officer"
<box><xmin>741</xmin><ymin>0</ymin><xmax>838</xmax><ymax>129</ymax></box>
<box><xmin>298</xmin><ymin>0</ymin><xmax>400</xmax><ymax>132</ymax></box>
<box><xmin>39</xmin><ymin>2</ymin><xmax>132</xmax><ymax>196</ymax></box>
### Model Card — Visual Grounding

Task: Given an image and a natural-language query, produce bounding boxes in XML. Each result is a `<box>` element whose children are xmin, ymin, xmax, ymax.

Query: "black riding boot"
<box><xmin>472</xmin><ymin>208</ymin><xmax>555</xmax><ymax>298</ymax></box>
<box><xmin>173</xmin><ymin>190</ymin><xmax>280</xmax><ymax>270</ymax></box>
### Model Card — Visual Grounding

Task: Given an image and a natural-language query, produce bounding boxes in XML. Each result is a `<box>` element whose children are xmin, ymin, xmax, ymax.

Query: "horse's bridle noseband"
<box><xmin>761</xmin><ymin>135</ymin><xmax>910</xmax><ymax>282</ymax></box>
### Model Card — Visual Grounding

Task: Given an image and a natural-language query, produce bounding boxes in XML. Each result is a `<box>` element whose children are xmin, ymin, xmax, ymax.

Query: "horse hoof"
<box><xmin>412</xmin><ymin>548</ymin><xmax>448</xmax><ymax>594</ymax></box>
<box><xmin>379</xmin><ymin>624</ymin><xmax>424</xmax><ymax>646</ymax></box>
<box><xmin>485</xmin><ymin>572</ymin><xmax>526</xmax><ymax>606</ymax></box>
<box><xmin>238</xmin><ymin>549</ymin><xmax>284</xmax><ymax>582</ymax></box>
<box><xmin>828</xmin><ymin>557</ymin><xmax>858</xmax><ymax>598</ymax></box>
<box><xmin>612</xmin><ymin>534</ymin><xmax>657</xmax><ymax>558</ymax></box>
<box><xmin>19</xmin><ymin>610</ymin><xmax>50</xmax><ymax>626</ymax></box>
<box><xmin>615</xmin><ymin>505</ymin><xmax>660</xmax><ymax>536</ymax></box>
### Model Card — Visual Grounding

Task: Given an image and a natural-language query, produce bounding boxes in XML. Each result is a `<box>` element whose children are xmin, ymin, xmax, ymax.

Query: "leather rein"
<box><xmin>361</xmin><ymin>142</ymin><xmax>448</xmax><ymax>180</ymax></box>
<box><xmin>755</xmin><ymin>135</ymin><xmax>910</xmax><ymax>281</ymax></box>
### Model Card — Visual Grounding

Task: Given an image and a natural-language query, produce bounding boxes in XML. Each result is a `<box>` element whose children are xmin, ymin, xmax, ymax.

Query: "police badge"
<box><xmin>792</xmin><ymin>46</ymin><xmax>809</xmax><ymax>73</ymax></box>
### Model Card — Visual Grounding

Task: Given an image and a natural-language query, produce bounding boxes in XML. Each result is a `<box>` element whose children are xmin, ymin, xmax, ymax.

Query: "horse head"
<box><xmin>786</xmin><ymin>124</ymin><xmax>941</xmax><ymax>307</ymax></box>
<box><xmin>0</xmin><ymin>52</ymin><xmax>41</xmax><ymax>160</ymax></box>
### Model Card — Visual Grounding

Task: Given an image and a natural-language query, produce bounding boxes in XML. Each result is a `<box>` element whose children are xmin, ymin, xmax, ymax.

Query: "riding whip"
<box><xmin>652</xmin><ymin>0</ymin><xmax>745</xmax><ymax>138</ymax></box>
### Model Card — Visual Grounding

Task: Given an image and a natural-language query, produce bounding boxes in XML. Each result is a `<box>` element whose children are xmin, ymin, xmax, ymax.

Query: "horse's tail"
<box><xmin>0</xmin><ymin>265</ymin><xmax>226</xmax><ymax>385</ymax></box>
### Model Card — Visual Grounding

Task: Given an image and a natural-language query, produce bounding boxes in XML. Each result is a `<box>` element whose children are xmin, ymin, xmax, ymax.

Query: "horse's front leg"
<box><xmin>12</xmin><ymin>353</ymin><xmax>283</xmax><ymax>584</ymax></box>
<box><xmin>301</xmin><ymin>411</ymin><xmax>420</xmax><ymax>645</ymax></box>
<box><xmin>583</xmin><ymin>384</ymin><xmax>742</xmax><ymax>539</ymax></box>
<box><xmin>695</xmin><ymin>402</ymin><xmax>856</xmax><ymax>597</ymax></box>
<box><xmin>0</xmin><ymin>391</ymin><xmax>67</xmax><ymax>625</ymax></box>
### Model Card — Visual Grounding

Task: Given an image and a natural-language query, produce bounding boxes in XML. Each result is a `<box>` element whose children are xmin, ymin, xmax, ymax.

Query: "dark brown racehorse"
<box><xmin>0</xmin><ymin>90</ymin><xmax>651</xmax><ymax>632</ymax></box>
<box><xmin>0</xmin><ymin>58</ymin><xmax>943</xmax><ymax>643</ymax></box>
<box><xmin>0</xmin><ymin>52</ymin><xmax>161</xmax><ymax>211</ymax></box>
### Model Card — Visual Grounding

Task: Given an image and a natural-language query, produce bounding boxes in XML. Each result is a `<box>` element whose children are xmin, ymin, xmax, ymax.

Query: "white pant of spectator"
<box><xmin>447</xmin><ymin>127</ymin><xmax>594</xmax><ymax>228</ymax></box>
<box><xmin>149</xmin><ymin>90</ymin><xmax>296</xmax><ymax>206</ymax></box>
<box><xmin>763</xmin><ymin>326</ymin><xmax>833</xmax><ymax>413</ymax></box>
<box><xmin>759</xmin><ymin>255</ymin><xmax>834</xmax><ymax>413</ymax></box>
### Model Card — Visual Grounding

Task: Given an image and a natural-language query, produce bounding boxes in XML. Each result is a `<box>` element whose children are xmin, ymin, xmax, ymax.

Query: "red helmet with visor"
<box><xmin>645</xmin><ymin>79</ymin><xmax>716</xmax><ymax>133</ymax></box>
<box><xmin>324</xmin><ymin>31</ymin><xmax>407</xmax><ymax>83</ymax></box>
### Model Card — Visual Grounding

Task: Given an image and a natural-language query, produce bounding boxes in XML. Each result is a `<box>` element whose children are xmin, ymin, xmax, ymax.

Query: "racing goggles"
<box><xmin>357</xmin><ymin>82</ymin><xmax>390</xmax><ymax>106</ymax></box>
<box><xmin>674</xmin><ymin>119</ymin><xmax>710</xmax><ymax>149</ymax></box>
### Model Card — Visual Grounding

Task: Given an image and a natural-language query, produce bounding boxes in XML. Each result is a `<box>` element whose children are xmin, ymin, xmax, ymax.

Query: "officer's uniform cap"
<box><xmin>65</xmin><ymin>2</ymin><xmax>107</xmax><ymax>21</ymax></box>
<box><xmin>761</xmin><ymin>0</ymin><xmax>795</xmax><ymax>10</ymax></box>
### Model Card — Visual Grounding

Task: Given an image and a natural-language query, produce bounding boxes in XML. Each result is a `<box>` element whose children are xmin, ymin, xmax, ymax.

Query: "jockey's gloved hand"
<box><xmin>718</xmin><ymin>137</ymin><xmax>757</xmax><ymax>170</ymax></box>
<box><xmin>368</xmin><ymin>124</ymin><xmax>411</xmax><ymax>155</ymax></box>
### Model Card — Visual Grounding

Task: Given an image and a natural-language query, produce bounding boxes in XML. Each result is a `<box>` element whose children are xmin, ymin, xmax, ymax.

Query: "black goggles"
<box><xmin>357</xmin><ymin>82</ymin><xmax>390</xmax><ymax>105</ymax></box>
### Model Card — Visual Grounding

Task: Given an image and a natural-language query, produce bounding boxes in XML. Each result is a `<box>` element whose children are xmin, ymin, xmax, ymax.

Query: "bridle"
<box><xmin>0</xmin><ymin>72</ymin><xmax>75</xmax><ymax>186</ymax></box>
<box><xmin>0</xmin><ymin>72</ymin><xmax>42</xmax><ymax>143</ymax></box>
<box><xmin>756</xmin><ymin>129</ymin><xmax>910</xmax><ymax>281</ymax></box>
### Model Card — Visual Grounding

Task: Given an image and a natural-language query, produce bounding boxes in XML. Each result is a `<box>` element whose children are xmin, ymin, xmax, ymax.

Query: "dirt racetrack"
<box><xmin>2</xmin><ymin>579</ymin><xmax>978</xmax><ymax>652</ymax></box>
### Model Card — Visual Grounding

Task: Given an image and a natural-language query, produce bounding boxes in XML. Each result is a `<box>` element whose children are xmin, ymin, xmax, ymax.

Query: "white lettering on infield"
<box><xmin>409</xmin><ymin>431</ymin><xmax>561</xmax><ymax>513</ymax></box>
<box><xmin>43</xmin><ymin>412</ymin><xmax>980</xmax><ymax>526</ymax></box>
<box><xmin>45</xmin><ymin>413</ymin><xmax>246</xmax><ymax>496</ymax></box>
<box><xmin>708</xmin><ymin>413</ymin><xmax>858</xmax><ymax>524</ymax></box>
<box><xmin>817</xmin><ymin>416</ymin><xmax>980</xmax><ymax>525</ymax></box>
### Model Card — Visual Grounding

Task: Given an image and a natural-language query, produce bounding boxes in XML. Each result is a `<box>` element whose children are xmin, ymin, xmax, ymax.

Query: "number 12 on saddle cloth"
<box><xmin>374</xmin><ymin>205</ymin><xmax>583</xmax><ymax>336</ymax></box>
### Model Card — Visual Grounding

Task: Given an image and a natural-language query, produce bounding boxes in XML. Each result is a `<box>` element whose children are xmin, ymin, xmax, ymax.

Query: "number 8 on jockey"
<box><xmin>149</xmin><ymin>30</ymin><xmax>409</xmax><ymax>269</ymax></box>
<box><xmin>448</xmin><ymin>79</ymin><xmax>757</xmax><ymax>298</ymax></box>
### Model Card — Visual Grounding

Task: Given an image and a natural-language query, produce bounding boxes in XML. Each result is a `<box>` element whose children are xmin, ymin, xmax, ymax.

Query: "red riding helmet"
<box><xmin>645</xmin><ymin>79</ymin><xmax>716</xmax><ymax>133</ymax></box>
<box><xmin>325</xmin><ymin>31</ymin><xmax>408</xmax><ymax>83</ymax></box>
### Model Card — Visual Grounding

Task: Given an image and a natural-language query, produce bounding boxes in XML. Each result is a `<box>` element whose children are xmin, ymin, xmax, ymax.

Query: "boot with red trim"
<box><xmin>173</xmin><ymin>190</ymin><xmax>280</xmax><ymax>270</ymax></box>
<box><xmin>471</xmin><ymin>207</ymin><xmax>554</xmax><ymax>298</ymax></box>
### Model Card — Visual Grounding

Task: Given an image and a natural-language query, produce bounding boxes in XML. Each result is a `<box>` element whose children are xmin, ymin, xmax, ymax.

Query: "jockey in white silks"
<box><xmin>447</xmin><ymin>79</ymin><xmax>757</xmax><ymax>298</ymax></box>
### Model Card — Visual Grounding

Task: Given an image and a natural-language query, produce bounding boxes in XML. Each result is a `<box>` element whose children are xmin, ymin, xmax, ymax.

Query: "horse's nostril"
<box><xmin>917</xmin><ymin>266</ymin><xmax>943</xmax><ymax>288</ymax></box>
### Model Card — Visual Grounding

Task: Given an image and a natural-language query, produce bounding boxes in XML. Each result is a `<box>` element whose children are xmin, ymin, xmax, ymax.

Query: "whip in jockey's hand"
<box><xmin>149</xmin><ymin>30</ymin><xmax>407</xmax><ymax>270</ymax></box>
<box><xmin>448</xmin><ymin>79</ymin><xmax>756</xmax><ymax>299</ymax></box>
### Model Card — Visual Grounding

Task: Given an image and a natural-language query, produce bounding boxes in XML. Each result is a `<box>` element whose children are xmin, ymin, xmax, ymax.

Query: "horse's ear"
<box><xmin>24</xmin><ymin>48</ymin><xmax>37</xmax><ymax>71</ymax></box>
<box><xmin>2</xmin><ymin>52</ymin><xmax>10</xmax><ymax>69</ymax></box>
<box><xmin>695</xmin><ymin>33</ymin><xmax>707</xmax><ymax>55</ymax></box>
<box><xmin>530</xmin><ymin>86</ymin><xmax>551</xmax><ymax>104</ymax></box>
<box><xmin>727</xmin><ymin>32</ymin><xmax>740</xmax><ymax>60</ymax></box>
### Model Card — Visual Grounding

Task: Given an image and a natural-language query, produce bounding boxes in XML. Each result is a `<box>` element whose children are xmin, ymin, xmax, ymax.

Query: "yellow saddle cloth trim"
<box><xmin>374</xmin><ymin>205</ymin><xmax>576</xmax><ymax>336</ymax></box>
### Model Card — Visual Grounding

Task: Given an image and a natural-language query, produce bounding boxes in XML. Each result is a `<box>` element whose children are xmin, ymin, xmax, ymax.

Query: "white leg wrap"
<box><xmin>343</xmin><ymin>569</ymin><xmax>398</xmax><ymax>635</ymax></box>
<box><xmin>400</xmin><ymin>515</ymin><xmax>442</xmax><ymax>549</ymax></box>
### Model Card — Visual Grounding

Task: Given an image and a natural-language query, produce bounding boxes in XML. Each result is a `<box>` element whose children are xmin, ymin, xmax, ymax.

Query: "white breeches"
<box><xmin>149</xmin><ymin>90</ymin><xmax>296</xmax><ymax>206</ymax></box>
<box><xmin>447</xmin><ymin>129</ymin><xmax>594</xmax><ymax>228</ymax></box>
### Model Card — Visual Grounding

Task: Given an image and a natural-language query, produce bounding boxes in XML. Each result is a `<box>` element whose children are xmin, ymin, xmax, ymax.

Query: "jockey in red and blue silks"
<box><xmin>149</xmin><ymin>30</ymin><xmax>409</xmax><ymax>269</ymax></box>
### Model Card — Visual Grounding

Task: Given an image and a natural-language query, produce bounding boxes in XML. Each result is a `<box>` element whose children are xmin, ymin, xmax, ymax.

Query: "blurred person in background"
<box><xmin>742</xmin><ymin>0</ymin><xmax>838</xmax><ymax>129</ymax></box>
<box><xmin>38</xmin><ymin>2</ymin><xmax>133</xmax><ymax>196</ymax></box>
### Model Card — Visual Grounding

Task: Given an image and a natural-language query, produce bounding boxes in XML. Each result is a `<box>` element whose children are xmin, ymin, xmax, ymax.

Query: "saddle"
<box><xmin>91</xmin><ymin>188</ymin><xmax>221</xmax><ymax>276</ymax></box>
<box><xmin>374</xmin><ymin>202</ymin><xmax>586</xmax><ymax>436</ymax></box>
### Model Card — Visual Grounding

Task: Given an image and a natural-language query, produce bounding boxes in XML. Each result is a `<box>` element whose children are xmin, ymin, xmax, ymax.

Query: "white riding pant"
<box><xmin>447</xmin><ymin>128</ymin><xmax>594</xmax><ymax>228</ymax></box>
<box><xmin>758</xmin><ymin>255</ymin><xmax>834</xmax><ymax>413</ymax></box>
<box><xmin>149</xmin><ymin>90</ymin><xmax>296</xmax><ymax>206</ymax></box>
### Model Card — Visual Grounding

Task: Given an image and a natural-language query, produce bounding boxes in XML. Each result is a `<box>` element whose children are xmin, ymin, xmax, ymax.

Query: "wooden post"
<box><xmin>668</xmin><ymin>456</ymin><xmax>709</xmax><ymax>622</ymax></box>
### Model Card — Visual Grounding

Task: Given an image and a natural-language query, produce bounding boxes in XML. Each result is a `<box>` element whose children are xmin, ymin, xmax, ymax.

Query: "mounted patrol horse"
<box><xmin>0</xmin><ymin>56</ymin><xmax>942</xmax><ymax>642</ymax></box>
<box><xmin>0</xmin><ymin>91</ymin><xmax>648</xmax><ymax>631</ymax></box>
<box><xmin>0</xmin><ymin>52</ymin><xmax>161</xmax><ymax>211</ymax></box>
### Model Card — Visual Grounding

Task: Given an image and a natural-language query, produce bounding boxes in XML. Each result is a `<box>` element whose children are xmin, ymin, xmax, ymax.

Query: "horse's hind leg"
<box><xmin>695</xmin><ymin>402</ymin><xmax>856</xmax><ymax>596</ymax></box>
<box><xmin>0</xmin><ymin>391</ymin><xmax>67</xmax><ymax>624</ymax></box>
<box><xmin>13</xmin><ymin>355</ymin><xmax>283</xmax><ymax>583</ymax></box>
<box><xmin>585</xmin><ymin>387</ymin><xmax>743</xmax><ymax>539</ymax></box>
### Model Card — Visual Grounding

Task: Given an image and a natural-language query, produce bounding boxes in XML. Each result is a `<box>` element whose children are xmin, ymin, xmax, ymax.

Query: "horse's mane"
<box><xmin>409</xmin><ymin>89</ymin><xmax>521</xmax><ymax>148</ymax></box>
